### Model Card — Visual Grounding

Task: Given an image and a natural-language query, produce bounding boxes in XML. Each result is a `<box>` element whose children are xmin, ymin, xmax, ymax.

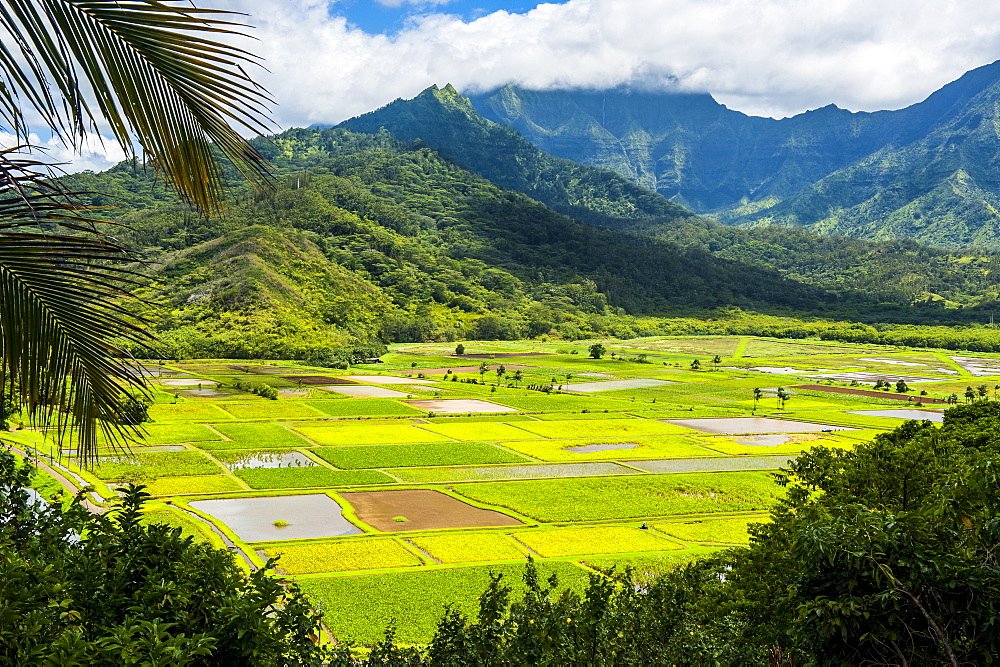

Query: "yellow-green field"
<box><xmin>28</xmin><ymin>335</ymin><xmax>972</xmax><ymax>646</ymax></box>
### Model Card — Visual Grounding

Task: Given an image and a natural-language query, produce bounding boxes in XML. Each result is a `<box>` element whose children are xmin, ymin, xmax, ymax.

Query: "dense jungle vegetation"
<box><xmin>60</xmin><ymin>123</ymin><xmax>1000</xmax><ymax>363</ymax></box>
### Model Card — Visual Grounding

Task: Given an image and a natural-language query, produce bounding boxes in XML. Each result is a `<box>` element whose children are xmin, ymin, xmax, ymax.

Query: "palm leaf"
<box><xmin>0</xmin><ymin>147</ymin><xmax>154</xmax><ymax>465</ymax></box>
<box><xmin>0</xmin><ymin>0</ymin><xmax>274</xmax><ymax>214</ymax></box>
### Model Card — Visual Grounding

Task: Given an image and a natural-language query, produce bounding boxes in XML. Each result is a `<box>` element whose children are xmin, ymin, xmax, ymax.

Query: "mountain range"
<box><xmin>58</xmin><ymin>65</ymin><xmax>1000</xmax><ymax>361</ymax></box>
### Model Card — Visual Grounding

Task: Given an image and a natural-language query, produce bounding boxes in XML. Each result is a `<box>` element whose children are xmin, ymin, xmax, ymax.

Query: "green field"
<box><xmin>313</xmin><ymin>442</ymin><xmax>528</xmax><ymax>469</ymax></box>
<box><xmin>264</xmin><ymin>538</ymin><xmax>422</xmax><ymax>574</ymax></box>
<box><xmin>50</xmin><ymin>336</ymin><xmax>976</xmax><ymax>647</ymax></box>
<box><xmin>408</xmin><ymin>532</ymin><xmax>527</xmax><ymax>564</ymax></box>
<box><xmin>299</xmin><ymin>562</ymin><xmax>590</xmax><ymax>645</ymax></box>
<box><xmin>454</xmin><ymin>473</ymin><xmax>783</xmax><ymax>521</ymax></box>
<box><xmin>293</xmin><ymin>423</ymin><xmax>453</xmax><ymax>446</ymax></box>
<box><xmin>511</xmin><ymin>525</ymin><xmax>683</xmax><ymax>557</ymax></box>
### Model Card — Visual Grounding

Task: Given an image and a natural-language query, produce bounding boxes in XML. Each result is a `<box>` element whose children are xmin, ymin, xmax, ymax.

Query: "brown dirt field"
<box><xmin>341</xmin><ymin>489</ymin><xmax>522</xmax><ymax>531</ymax></box>
<box><xmin>281</xmin><ymin>375</ymin><xmax>357</xmax><ymax>385</ymax></box>
<box><xmin>417</xmin><ymin>364</ymin><xmax>536</xmax><ymax>375</ymax></box>
<box><xmin>791</xmin><ymin>384</ymin><xmax>948</xmax><ymax>404</ymax></box>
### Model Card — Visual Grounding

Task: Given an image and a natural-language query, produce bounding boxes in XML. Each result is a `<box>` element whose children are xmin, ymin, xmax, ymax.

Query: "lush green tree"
<box><xmin>511</xmin><ymin>370</ymin><xmax>523</xmax><ymax>387</ymax></box>
<box><xmin>752</xmin><ymin>387</ymin><xmax>762</xmax><ymax>411</ymax></box>
<box><xmin>0</xmin><ymin>0</ymin><xmax>272</xmax><ymax>462</ymax></box>
<box><xmin>689</xmin><ymin>359</ymin><xmax>701</xmax><ymax>370</ymax></box>
<box><xmin>0</xmin><ymin>452</ymin><xmax>333</xmax><ymax>664</ymax></box>
<box><xmin>896</xmin><ymin>378</ymin><xmax>910</xmax><ymax>393</ymax></box>
<box><xmin>455</xmin><ymin>343</ymin><xmax>466</xmax><ymax>355</ymax></box>
<box><xmin>588</xmin><ymin>343</ymin><xmax>606</xmax><ymax>359</ymax></box>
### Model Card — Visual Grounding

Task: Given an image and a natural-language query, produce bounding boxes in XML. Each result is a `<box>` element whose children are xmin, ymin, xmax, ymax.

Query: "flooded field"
<box><xmin>665</xmin><ymin>417</ymin><xmax>852</xmax><ymax>434</ymax></box>
<box><xmin>190</xmin><ymin>495</ymin><xmax>361</xmax><ymax>541</ymax></box>
<box><xmin>846</xmin><ymin>409</ymin><xmax>944</xmax><ymax>422</ymax></box>
<box><xmin>564</xmin><ymin>378</ymin><xmax>674</xmax><ymax>393</ymax></box>
<box><xmin>226</xmin><ymin>451</ymin><xmax>316</xmax><ymax>469</ymax></box>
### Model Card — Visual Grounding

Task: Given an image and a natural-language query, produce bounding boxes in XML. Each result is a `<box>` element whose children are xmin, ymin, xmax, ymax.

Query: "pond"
<box><xmin>564</xmin><ymin>378</ymin><xmax>674</xmax><ymax>393</ymax></box>
<box><xmin>664</xmin><ymin>417</ymin><xmax>852</xmax><ymax>435</ymax></box>
<box><xmin>189</xmin><ymin>494</ymin><xmax>360</xmax><ymax>542</ymax></box>
<box><xmin>845</xmin><ymin>409</ymin><xmax>944</xmax><ymax>423</ymax></box>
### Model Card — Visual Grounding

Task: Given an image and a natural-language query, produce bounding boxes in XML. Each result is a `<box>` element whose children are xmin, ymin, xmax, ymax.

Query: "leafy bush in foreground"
<box><xmin>0</xmin><ymin>451</ymin><xmax>331</xmax><ymax>664</ymax></box>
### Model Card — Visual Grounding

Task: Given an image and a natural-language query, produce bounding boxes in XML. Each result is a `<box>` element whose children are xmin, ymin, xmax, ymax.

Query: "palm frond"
<box><xmin>0</xmin><ymin>0</ymin><xmax>274</xmax><ymax>214</ymax></box>
<box><xmin>0</xmin><ymin>147</ymin><xmax>154</xmax><ymax>465</ymax></box>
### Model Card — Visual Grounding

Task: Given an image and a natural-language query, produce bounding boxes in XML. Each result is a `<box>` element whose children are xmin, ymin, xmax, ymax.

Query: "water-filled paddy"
<box><xmin>190</xmin><ymin>494</ymin><xmax>361</xmax><ymax>542</ymax></box>
<box><xmin>628</xmin><ymin>456</ymin><xmax>793</xmax><ymax>473</ymax></box>
<box><xmin>225</xmin><ymin>451</ymin><xmax>316</xmax><ymax>469</ymax></box>
<box><xmin>845</xmin><ymin>409</ymin><xmax>944</xmax><ymax>422</ymax></box>
<box><xmin>405</xmin><ymin>399</ymin><xmax>519</xmax><ymax>413</ymax></box>
<box><xmin>664</xmin><ymin>417</ymin><xmax>852</xmax><ymax>434</ymax></box>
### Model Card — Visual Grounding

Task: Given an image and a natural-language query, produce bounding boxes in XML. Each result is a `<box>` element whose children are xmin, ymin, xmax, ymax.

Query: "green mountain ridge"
<box><xmin>463</xmin><ymin>61</ymin><xmax>1000</xmax><ymax>248</ymax></box>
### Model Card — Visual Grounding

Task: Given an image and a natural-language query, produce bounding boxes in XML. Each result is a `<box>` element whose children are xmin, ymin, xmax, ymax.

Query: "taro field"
<box><xmin>16</xmin><ymin>335</ymin><xmax>984</xmax><ymax>645</ymax></box>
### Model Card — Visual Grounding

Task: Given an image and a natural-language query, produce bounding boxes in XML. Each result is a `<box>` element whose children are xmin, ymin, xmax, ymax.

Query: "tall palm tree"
<box><xmin>0</xmin><ymin>0</ymin><xmax>273</xmax><ymax>463</ymax></box>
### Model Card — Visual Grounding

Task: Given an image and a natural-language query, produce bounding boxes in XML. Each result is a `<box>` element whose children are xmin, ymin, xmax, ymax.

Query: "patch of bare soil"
<box><xmin>341</xmin><ymin>489</ymin><xmax>522</xmax><ymax>531</ymax></box>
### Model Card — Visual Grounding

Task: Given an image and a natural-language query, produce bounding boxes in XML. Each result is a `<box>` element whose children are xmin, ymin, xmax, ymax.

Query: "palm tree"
<box><xmin>752</xmin><ymin>387</ymin><xmax>762</xmax><ymax>411</ymax></box>
<box><xmin>0</xmin><ymin>0</ymin><xmax>273</xmax><ymax>463</ymax></box>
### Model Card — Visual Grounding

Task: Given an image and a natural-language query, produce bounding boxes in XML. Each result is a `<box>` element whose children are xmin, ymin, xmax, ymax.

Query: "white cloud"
<box><xmin>223</xmin><ymin>0</ymin><xmax>1000</xmax><ymax>128</ymax></box>
<box><xmin>374</xmin><ymin>0</ymin><xmax>455</xmax><ymax>6</ymax></box>
<box><xmin>0</xmin><ymin>132</ymin><xmax>127</xmax><ymax>174</ymax></box>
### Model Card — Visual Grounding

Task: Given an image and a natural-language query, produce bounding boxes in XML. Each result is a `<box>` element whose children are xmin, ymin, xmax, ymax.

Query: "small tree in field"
<box><xmin>588</xmin><ymin>343</ymin><xmax>606</xmax><ymax>359</ymax></box>
<box><xmin>455</xmin><ymin>343</ymin><xmax>465</xmax><ymax>355</ymax></box>
<box><xmin>753</xmin><ymin>387</ymin><xmax>763</xmax><ymax>411</ymax></box>
<box><xmin>712</xmin><ymin>354</ymin><xmax>722</xmax><ymax>368</ymax></box>
<box><xmin>896</xmin><ymin>379</ymin><xmax>909</xmax><ymax>393</ymax></box>
<box><xmin>479</xmin><ymin>361</ymin><xmax>489</xmax><ymax>383</ymax></box>
<box><xmin>776</xmin><ymin>387</ymin><xmax>789</xmax><ymax>409</ymax></box>
<box><xmin>690</xmin><ymin>359</ymin><xmax>701</xmax><ymax>371</ymax></box>
<box><xmin>496</xmin><ymin>364</ymin><xmax>506</xmax><ymax>384</ymax></box>
<box><xmin>512</xmin><ymin>370</ymin><xmax>523</xmax><ymax>387</ymax></box>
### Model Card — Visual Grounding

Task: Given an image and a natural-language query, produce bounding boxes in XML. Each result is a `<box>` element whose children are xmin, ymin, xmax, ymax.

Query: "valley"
<box><xmin>17</xmin><ymin>335</ymin><xmax>993</xmax><ymax>644</ymax></box>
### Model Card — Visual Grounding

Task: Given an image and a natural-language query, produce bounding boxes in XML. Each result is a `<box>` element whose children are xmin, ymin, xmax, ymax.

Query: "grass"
<box><xmin>491</xmin><ymin>395</ymin><xmax>633</xmax><ymax>412</ymax></box>
<box><xmin>263</xmin><ymin>538</ymin><xmax>422</xmax><ymax>574</ymax></box>
<box><xmin>415</xmin><ymin>422</ymin><xmax>543</xmax><ymax>441</ymax></box>
<box><xmin>148</xmin><ymin>402</ymin><xmax>232</xmax><ymax>422</ymax></box>
<box><xmin>500</xmin><ymin>436</ymin><xmax>716</xmax><ymax>462</ymax></box>
<box><xmin>313</xmin><ymin>442</ymin><xmax>528</xmax><ymax>469</ymax></box>
<box><xmin>305</xmin><ymin>399</ymin><xmax>426</xmax><ymax>417</ymax></box>
<box><xmin>654</xmin><ymin>516</ymin><xmax>767</xmax><ymax>544</ymax></box>
<box><xmin>409</xmin><ymin>532</ymin><xmax>526</xmax><ymax>564</ymax></box>
<box><xmin>512</xmin><ymin>419</ymin><xmax>696</xmax><ymax>439</ymax></box>
<box><xmin>454</xmin><ymin>472</ymin><xmax>783</xmax><ymax>522</ymax></box>
<box><xmin>388</xmin><ymin>462</ymin><xmax>634</xmax><ymax>483</ymax></box>
<box><xmin>529</xmin><ymin>412</ymin><xmax>638</xmax><ymax>421</ymax></box>
<box><xmin>299</xmin><ymin>561</ymin><xmax>589</xmax><ymax>645</ymax></box>
<box><xmin>234</xmin><ymin>467</ymin><xmax>394</xmax><ymax>489</ymax></box>
<box><xmin>420</xmin><ymin>414</ymin><xmax>535</xmax><ymax>423</ymax></box>
<box><xmin>200</xmin><ymin>422</ymin><xmax>310</xmax><ymax>450</ymax></box>
<box><xmin>512</xmin><ymin>525</ymin><xmax>684</xmax><ymax>557</ymax></box>
<box><xmin>584</xmin><ymin>550</ymin><xmax>722</xmax><ymax>581</ymax></box>
<box><xmin>143</xmin><ymin>475</ymin><xmax>245</xmax><ymax>496</ymax></box>
<box><xmin>217</xmin><ymin>402</ymin><xmax>325</xmax><ymax>420</ymax></box>
<box><xmin>92</xmin><ymin>451</ymin><xmax>221</xmax><ymax>481</ymax></box>
<box><xmin>137</xmin><ymin>423</ymin><xmax>223</xmax><ymax>445</ymax></box>
<box><xmin>293</xmin><ymin>424</ymin><xmax>452</xmax><ymax>447</ymax></box>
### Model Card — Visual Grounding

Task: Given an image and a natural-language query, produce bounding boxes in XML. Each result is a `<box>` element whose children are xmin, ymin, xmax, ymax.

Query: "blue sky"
<box><xmin>334</xmin><ymin>1</ymin><xmax>546</xmax><ymax>35</ymax></box>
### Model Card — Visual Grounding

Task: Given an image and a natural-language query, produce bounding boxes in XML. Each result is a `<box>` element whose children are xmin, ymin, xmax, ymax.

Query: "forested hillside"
<box><xmin>466</xmin><ymin>61</ymin><xmax>1000</xmax><ymax>248</ymax></box>
<box><xmin>64</xmin><ymin>123</ymin><xmax>1000</xmax><ymax>361</ymax></box>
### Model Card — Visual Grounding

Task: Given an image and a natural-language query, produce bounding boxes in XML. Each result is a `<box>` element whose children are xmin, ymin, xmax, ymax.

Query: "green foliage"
<box><xmin>511</xmin><ymin>525</ymin><xmax>683</xmax><ymax>557</ymax></box>
<box><xmin>233</xmin><ymin>467</ymin><xmax>393</xmax><ymax>489</ymax></box>
<box><xmin>230</xmin><ymin>379</ymin><xmax>278</xmax><ymax>400</ymax></box>
<box><xmin>263</xmin><ymin>538</ymin><xmax>421</xmax><ymax>574</ymax></box>
<box><xmin>409</xmin><ymin>532</ymin><xmax>526</xmax><ymax>564</ymax></box>
<box><xmin>455</xmin><ymin>473</ymin><xmax>782</xmax><ymax>522</ymax></box>
<box><xmin>298</xmin><ymin>561</ymin><xmax>589</xmax><ymax>646</ymax></box>
<box><xmin>313</xmin><ymin>442</ymin><xmax>527</xmax><ymax>469</ymax></box>
<box><xmin>199</xmin><ymin>422</ymin><xmax>310</xmax><ymax>450</ymax></box>
<box><xmin>588</xmin><ymin>343</ymin><xmax>606</xmax><ymax>359</ymax></box>
<box><xmin>0</xmin><ymin>453</ymin><xmax>330</xmax><ymax>663</ymax></box>
<box><xmin>92</xmin><ymin>451</ymin><xmax>221</xmax><ymax>482</ymax></box>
